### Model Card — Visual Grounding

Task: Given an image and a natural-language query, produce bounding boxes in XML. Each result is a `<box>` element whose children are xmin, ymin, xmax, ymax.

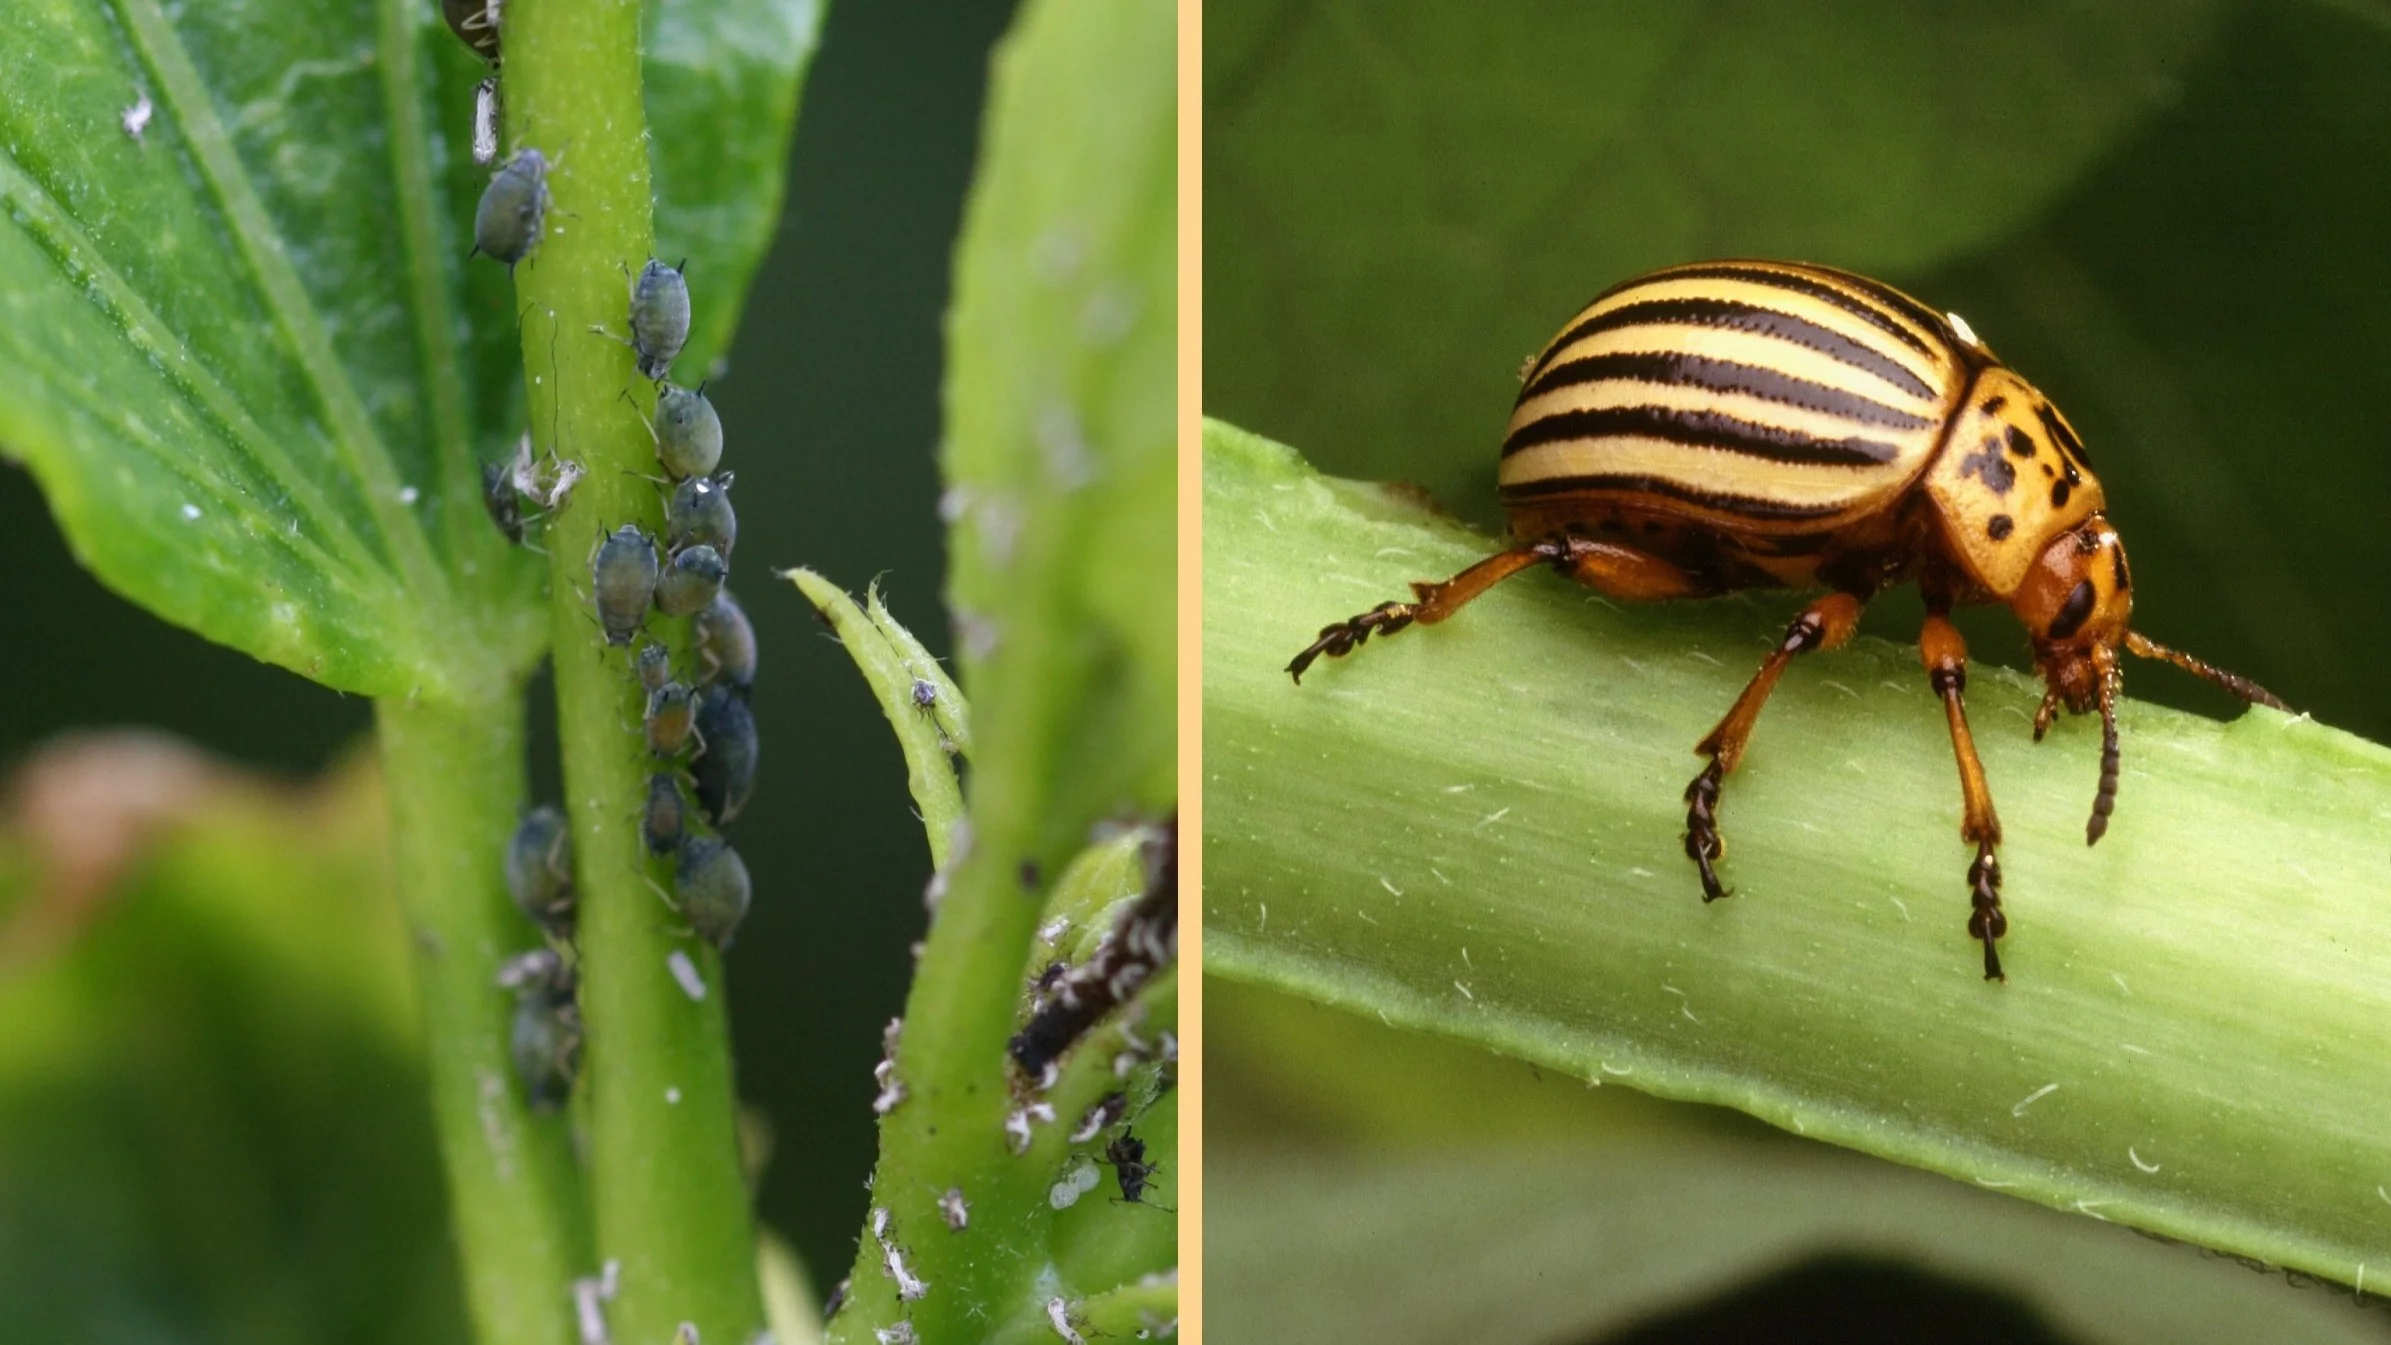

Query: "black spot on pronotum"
<box><xmin>2003</xmin><ymin>424</ymin><xmax>2037</xmax><ymax>459</ymax></box>
<box><xmin>1955</xmin><ymin>442</ymin><xmax>2015</xmax><ymax>496</ymax></box>
<box><xmin>2112</xmin><ymin>546</ymin><xmax>2131</xmax><ymax>592</ymax></box>
<box><xmin>1986</xmin><ymin>514</ymin><xmax>2014</xmax><ymax>542</ymax></box>
<box><xmin>2051</xmin><ymin>478</ymin><xmax>2073</xmax><ymax>510</ymax></box>
<box><xmin>2048</xmin><ymin>579</ymin><xmax>2097</xmax><ymax>642</ymax></box>
<box><xmin>1982</xmin><ymin>394</ymin><xmax>2007</xmax><ymax>415</ymax></box>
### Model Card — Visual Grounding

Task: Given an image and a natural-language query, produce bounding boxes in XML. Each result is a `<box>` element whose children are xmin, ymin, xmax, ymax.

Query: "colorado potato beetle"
<box><xmin>1288</xmin><ymin>259</ymin><xmax>2287</xmax><ymax>980</ymax></box>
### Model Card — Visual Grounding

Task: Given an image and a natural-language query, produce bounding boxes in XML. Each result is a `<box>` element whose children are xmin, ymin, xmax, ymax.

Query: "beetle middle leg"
<box><xmin>1288</xmin><ymin>536</ymin><xmax>1704</xmax><ymax>681</ymax></box>
<box><xmin>1682</xmin><ymin>591</ymin><xmax>1866</xmax><ymax>902</ymax></box>
<box><xmin>1920</xmin><ymin>611</ymin><xmax>2008</xmax><ymax>981</ymax></box>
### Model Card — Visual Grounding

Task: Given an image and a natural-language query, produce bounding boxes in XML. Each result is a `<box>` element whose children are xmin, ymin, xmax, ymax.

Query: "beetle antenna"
<box><xmin>2121</xmin><ymin>632</ymin><xmax>2287</xmax><ymax>711</ymax></box>
<box><xmin>2087</xmin><ymin>679</ymin><xmax>2119</xmax><ymax>846</ymax></box>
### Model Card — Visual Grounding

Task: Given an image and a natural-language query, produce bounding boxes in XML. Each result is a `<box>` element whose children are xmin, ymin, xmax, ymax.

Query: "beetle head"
<box><xmin>2011</xmin><ymin>516</ymin><xmax>2131</xmax><ymax>715</ymax></box>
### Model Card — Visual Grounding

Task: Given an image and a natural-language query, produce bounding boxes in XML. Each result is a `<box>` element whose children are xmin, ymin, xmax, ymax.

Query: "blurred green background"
<box><xmin>1207</xmin><ymin>2</ymin><xmax>2391</xmax><ymax>1341</ymax></box>
<box><xmin>0</xmin><ymin>0</ymin><xmax>1017</xmax><ymax>1317</ymax></box>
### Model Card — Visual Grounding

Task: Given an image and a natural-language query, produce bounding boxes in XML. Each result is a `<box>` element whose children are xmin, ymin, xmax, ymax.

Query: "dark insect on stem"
<box><xmin>1104</xmin><ymin>1132</ymin><xmax>1170</xmax><ymax>1211</ymax></box>
<box><xmin>693</xmin><ymin>588</ymin><xmax>757</xmax><ymax>694</ymax></box>
<box><xmin>656</xmin><ymin>544</ymin><xmax>727</xmax><ymax>617</ymax></box>
<box><xmin>1007</xmin><ymin>816</ymin><xmax>1178</xmax><ymax>1079</ymax></box>
<box><xmin>504</xmin><ymin>804</ymin><xmax>575</xmax><ymax>937</ymax></box>
<box><xmin>691</xmin><ymin>685</ymin><xmax>758</xmax><ymax>825</ymax></box>
<box><xmin>675</xmin><ymin>835</ymin><xmax>752</xmax><ymax>951</ymax></box>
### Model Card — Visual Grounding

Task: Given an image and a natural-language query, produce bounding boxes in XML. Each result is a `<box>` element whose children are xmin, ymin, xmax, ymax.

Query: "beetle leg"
<box><xmin>1288</xmin><ymin>536</ymin><xmax>1707</xmax><ymax>682</ymax></box>
<box><xmin>1920</xmin><ymin>612</ymin><xmax>2007</xmax><ymax>981</ymax></box>
<box><xmin>1284</xmin><ymin>543</ymin><xmax>1551</xmax><ymax>682</ymax></box>
<box><xmin>1682</xmin><ymin>592</ymin><xmax>1866</xmax><ymax>901</ymax></box>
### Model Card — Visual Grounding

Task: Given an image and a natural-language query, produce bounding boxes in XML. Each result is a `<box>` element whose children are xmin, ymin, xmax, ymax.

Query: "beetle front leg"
<box><xmin>1683</xmin><ymin>591</ymin><xmax>1866</xmax><ymax>901</ymax></box>
<box><xmin>1921</xmin><ymin>612</ymin><xmax>2007</xmax><ymax>981</ymax></box>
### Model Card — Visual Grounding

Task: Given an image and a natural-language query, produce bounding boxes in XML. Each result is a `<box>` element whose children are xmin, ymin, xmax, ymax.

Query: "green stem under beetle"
<box><xmin>1203</xmin><ymin>418</ymin><xmax>2391</xmax><ymax>1291</ymax></box>
<box><xmin>378</xmin><ymin>692</ymin><xmax>588</xmax><ymax>1345</ymax></box>
<box><xmin>505</xmin><ymin>2</ymin><xmax>765</xmax><ymax>1340</ymax></box>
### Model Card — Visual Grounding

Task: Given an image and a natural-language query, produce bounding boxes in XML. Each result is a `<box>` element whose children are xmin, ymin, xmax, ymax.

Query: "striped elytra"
<box><xmin>1290</xmin><ymin>259</ymin><xmax>2288</xmax><ymax>982</ymax></box>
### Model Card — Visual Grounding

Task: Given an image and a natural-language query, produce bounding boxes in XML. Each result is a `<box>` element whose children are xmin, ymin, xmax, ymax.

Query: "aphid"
<box><xmin>643</xmin><ymin>773</ymin><xmax>686</xmax><ymax>855</ymax></box>
<box><xmin>693</xmin><ymin>589</ymin><xmax>757</xmax><ymax>693</ymax></box>
<box><xmin>510</xmin><ymin>978</ymin><xmax>580</xmax><ymax>1112</ymax></box>
<box><xmin>1287</xmin><ymin>260</ymin><xmax>2288</xmax><ymax>980</ymax></box>
<box><xmin>910</xmin><ymin>678</ymin><xmax>938</xmax><ymax>710</ymax></box>
<box><xmin>441</xmin><ymin>0</ymin><xmax>503</xmax><ymax>64</ymax></box>
<box><xmin>675</xmin><ymin>835</ymin><xmax>752</xmax><ymax>950</ymax></box>
<box><xmin>651</xmin><ymin>383</ymin><xmax>724</xmax><ymax>480</ymax></box>
<box><xmin>471</xmin><ymin>76</ymin><xmax>502</xmax><ymax>168</ymax></box>
<box><xmin>628</xmin><ymin>258</ymin><xmax>692</xmax><ymax>382</ymax></box>
<box><xmin>504</xmin><ymin>803</ymin><xmax>575</xmax><ymax>936</ymax></box>
<box><xmin>1104</xmin><ymin>1133</ymin><xmax>1165</xmax><ymax>1208</ymax></box>
<box><xmin>591</xmin><ymin>523</ymin><xmax>660</xmax><ymax>646</ymax></box>
<box><xmin>482</xmin><ymin>460</ymin><xmax>524</xmax><ymax>544</ymax></box>
<box><xmin>690</xmin><ymin>685</ymin><xmax>758</xmax><ymax>825</ymax></box>
<box><xmin>665</xmin><ymin>472</ymin><xmax>737</xmax><ymax>558</ymax></box>
<box><xmin>634</xmin><ymin>640</ymin><xmax>673</xmax><ymax>694</ymax></box>
<box><xmin>655</xmin><ymin>543</ymin><xmax>728</xmax><ymax>617</ymax></box>
<box><xmin>472</xmin><ymin>148</ymin><xmax>550</xmax><ymax>274</ymax></box>
<box><xmin>645</xmin><ymin>681</ymin><xmax>696</xmax><ymax>758</ymax></box>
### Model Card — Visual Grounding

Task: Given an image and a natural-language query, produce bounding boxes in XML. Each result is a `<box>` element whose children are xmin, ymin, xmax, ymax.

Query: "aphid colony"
<box><xmin>453</xmin><ymin>12</ymin><xmax>763</xmax><ymax>1106</ymax></box>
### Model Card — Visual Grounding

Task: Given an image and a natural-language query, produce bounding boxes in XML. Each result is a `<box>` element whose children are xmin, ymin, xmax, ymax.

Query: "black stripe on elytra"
<box><xmin>1528</xmin><ymin>297</ymin><xmax>1939</xmax><ymax>402</ymax></box>
<box><xmin>1639</xmin><ymin>264</ymin><xmax>1939</xmax><ymax>357</ymax></box>
<box><xmin>1503</xmin><ymin>403</ymin><xmax>1903</xmax><ymax>467</ymax></box>
<box><xmin>2035</xmin><ymin>401</ymin><xmax>2091</xmax><ymax>468</ymax></box>
<box><xmin>1833</xmin><ymin>269</ymin><xmax>1959</xmax><ymax>351</ymax></box>
<box><xmin>1520</xmin><ymin>350</ymin><xmax>1934</xmax><ymax>431</ymax></box>
<box><xmin>1499</xmin><ymin>472</ymin><xmax>1850</xmax><ymax>521</ymax></box>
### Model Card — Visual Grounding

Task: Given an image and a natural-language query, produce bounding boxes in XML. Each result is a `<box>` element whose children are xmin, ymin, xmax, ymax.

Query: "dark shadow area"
<box><xmin>1593</xmin><ymin>1253</ymin><xmax>2080</xmax><ymax>1345</ymax></box>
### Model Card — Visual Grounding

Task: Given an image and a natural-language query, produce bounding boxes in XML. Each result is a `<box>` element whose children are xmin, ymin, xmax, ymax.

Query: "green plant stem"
<box><xmin>377</xmin><ymin>692</ymin><xmax>587</xmax><ymax>1345</ymax></box>
<box><xmin>1202</xmin><ymin>418</ymin><xmax>2391</xmax><ymax>1289</ymax></box>
<box><xmin>505</xmin><ymin>2</ymin><xmax>764</xmax><ymax>1340</ymax></box>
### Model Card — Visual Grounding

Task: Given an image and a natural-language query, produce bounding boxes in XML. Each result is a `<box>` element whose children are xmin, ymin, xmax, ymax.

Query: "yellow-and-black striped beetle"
<box><xmin>1287</xmin><ymin>259</ymin><xmax>2286</xmax><ymax>980</ymax></box>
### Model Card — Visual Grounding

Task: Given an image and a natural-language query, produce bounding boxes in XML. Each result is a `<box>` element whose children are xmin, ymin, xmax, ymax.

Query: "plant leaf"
<box><xmin>943</xmin><ymin>0</ymin><xmax>1178</xmax><ymax>857</ymax></box>
<box><xmin>0</xmin><ymin>0</ymin><xmax>821</xmax><ymax>701</ymax></box>
<box><xmin>1204</xmin><ymin>0</ymin><xmax>2226</xmax><ymax>517</ymax></box>
<box><xmin>646</xmin><ymin>0</ymin><xmax>828</xmax><ymax>382</ymax></box>
<box><xmin>0</xmin><ymin>753</ymin><xmax>468</xmax><ymax>1343</ymax></box>
<box><xmin>1202</xmin><ymin>419</ymin><xmax>2391</xmax><ymax>1292</ymax></box>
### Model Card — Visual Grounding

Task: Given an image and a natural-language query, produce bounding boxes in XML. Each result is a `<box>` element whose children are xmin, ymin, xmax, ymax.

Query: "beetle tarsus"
<box><xmin>1286</xmin><ymin>601</ymin><xmax>1415</xmax><ymax>682</ymax></box>
<box><xmin>1966</xmin><ymin>840</ymin><xmax>2006</xmax><ymax>981</ymax></box>
<box><xmin>1682</xmin><ymin>758</ymin><xmax>1729</xmax><ymax>901</ymax></box>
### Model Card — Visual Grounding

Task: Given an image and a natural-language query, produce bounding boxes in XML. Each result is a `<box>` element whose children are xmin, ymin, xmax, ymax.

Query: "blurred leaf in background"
<box><xmin>0</xmin><ymin>738</ymin><xmax>463</xmax><ymax>1345</ymax></box>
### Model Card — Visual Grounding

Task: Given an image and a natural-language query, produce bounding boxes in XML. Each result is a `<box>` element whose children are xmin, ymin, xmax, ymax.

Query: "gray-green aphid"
<box><xmin>635</xmin><ymin>640</ymin><xmax>672</xmax><ymax>693</ymax></box>
<box><xmin>473</xmin><ymin>148</ymin><xmax>549</xmax><ymax>273</ymax></box>
<box><xmin>504</xmin><ymin>804</ymin><xmax>574</xmax><ymax>936</ymax></box>
<box><xmin>675</xmin><ymin>835</ymin><xmax>753</xmax><ymax>950</ymax></box>
<box><xmin>592</xmin><ymin>524</ymin><xmax>660</xmax><ymax>646</ymax></box>
<box><xmin>644</xmin><ymin>773</ymin><xmax>687</xmax><ymax>855</ymax></box>
<box><xmin>666</xmin><ymin>472</ymin><xmax>736</xmax><ymax>558</ymax></box>
<box><xmin>645</xmin><ymin>680</ymin><xmax>696</xmax><ymax>758</ymax></box>
<box><xmin>629</xmin><ymin>259</ymin><xmax>692</xmax><ymax>381</ymax></box>
<box><xmin>693</xmin><ymin>588</ymin><xmax>757</xmax><ymax>692</ymax></box>
<box><xmin>691</xmin><ymin>684</ymin><xmax>757</xmax><ymax>825</ymax></box>
<box><xmin>653</xmin><ymin>383</ymin><xmax>723</xmax><ymax>480</ymax></box>
<box><xmin>656</xmin><ymin>544</ymin><xmax>727</xmax><ymax>617</ymax></box>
